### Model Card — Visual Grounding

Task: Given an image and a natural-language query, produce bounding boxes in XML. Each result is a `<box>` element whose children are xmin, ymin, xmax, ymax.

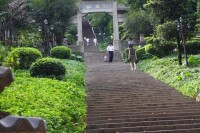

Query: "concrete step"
<box><xmin>86</xmin><ymin>123</ymin><xmax>200</xmax><ymax>133</ymax></box>
<box><xmin>87</xmin><ymin>114</ymin><xmax>200</xmax><ymax>125</ymax></box>
<box><xmin>87</xmin><ymin>118</ymin><xmax>200</xmax><ymax>129</ymax></box>
<box><xmin>87</xmin><ymin>111</ymin><xmax>200</xmax><ymax>122</ymax></box>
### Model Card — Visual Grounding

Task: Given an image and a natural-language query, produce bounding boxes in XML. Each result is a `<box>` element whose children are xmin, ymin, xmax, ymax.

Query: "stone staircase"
<box><xmin>83</xmin><ymin>17</ymin><xmax>200</xmax><ymax>133</ymax></box>
<box><xmin>85</xmin><ymin>48</ymin><xmax>200</xmax><ymax>132</ymax></box>
<box><xmin>82</xmin><ymin>18</ymin><xmax>122</xmax><ymax>63</ymax></box>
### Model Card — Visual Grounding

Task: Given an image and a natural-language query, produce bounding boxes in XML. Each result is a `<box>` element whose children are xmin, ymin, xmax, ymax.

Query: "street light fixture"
<box><xmin>43</xmin><ymin>19</ymin><xmax>50</xmax><ymax>55</ymax></box>
<box><xmin>177</xmin><ymin>17</ymin><xmax>190</xmax><ymax>66</ymax></box>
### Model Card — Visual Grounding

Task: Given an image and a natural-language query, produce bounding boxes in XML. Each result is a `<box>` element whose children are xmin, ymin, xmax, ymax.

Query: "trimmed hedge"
<box><xmin>51</xmin><ymin>46</ymin><xmax>71</xmax><ymax>59</ymax></box>
<box><xmin>4</xmin><ymin>47</ymin><xmax>42</xmax><ymax>70</ymax></box>
<box><xmin>30</xmin><ymin>57</ymin><xmax>66</xmax><ymax>80</ymax></box>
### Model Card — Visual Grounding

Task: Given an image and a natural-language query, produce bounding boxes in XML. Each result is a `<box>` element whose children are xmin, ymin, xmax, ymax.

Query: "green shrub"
<box><xmin>4</xmin><ymin>47</ymin><xmax>42</xmax><ymax>70</ymax></box>
<box><xmin>145</xmin><ymin>36</ymin><xmax>160</xmax><ymax>44</ymax></box>
<box><xmin>99</xmin><ymin>42</ymin><xmax>109</xmax><ymax>52</ymax></box>
<box><xmin>145</xmin><ymin>41</ymin><xmax>176</xmax><ymax>57</ymax></box>
<box><xmin>0</xmin><ymin>42</ymin><xmax>11</xmax><ymax>66</ymax></box>
<box><xmin>188</xmin><ymin>56</ymin><xmax>200</xmax><ymax>66</ymax></box>
<box><xmin>145</xmin><ymin>44</ymin><xmax>157</xmax><ymax>55</ymax></box>
<box><xmin>122</xmin><ymin>48</ymin><xmax>129</xmax><ymax>63</ymax></box>
<box><xmin>187</xmin><ymin>40</ymin><xmax>200</xmax><ymax>54</ymax></box>
<box><xmin>159</xmin><ymin>41</ymin><xmax>176</xmax><ymax>56</ymax></box>
<box><xmin>51</xmin><ymin>46</ymin><xmax>71</xmax><ymax>59</ymax></box>
<box><xmin>30</xmin><ymin>57</ymin><xmax>66</xmax><ymax>80</ymax></box>
<box><xmin>136</xmin><ymin>47</ymin><xmax>146</xmax><ymax>59</ymax></box>
<box><xmin>141</xmin><ymin>53</ymin><xmax>155</xmax><ymax>60</ymax></box>
<box><xmin>70</xmin><ymin>51</ymin><xmax>84</xmax><ymax>62</ymax></box>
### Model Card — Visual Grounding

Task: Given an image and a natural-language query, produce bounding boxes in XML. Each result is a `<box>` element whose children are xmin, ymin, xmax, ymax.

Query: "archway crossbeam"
<box><xmin>80</xmin><ymin>1</ymin><xmax>113</xmax><ymax>13</ymax></box>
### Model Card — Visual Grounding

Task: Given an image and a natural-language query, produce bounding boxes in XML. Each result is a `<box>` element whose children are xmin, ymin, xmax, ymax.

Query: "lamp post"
<box><xmin>43</xmin><ymin>19</ymin><xmax>50</xmax><ymax>56</ymax></box>
<box><xmin>177</xmin><ymin>17</ymin><xmax>190</xmax><ymax>66</ymax></box>
<box><xmin>50</xmin><ymin>24</ymin><xmax>54</xmax><ymax>47</ymax></box>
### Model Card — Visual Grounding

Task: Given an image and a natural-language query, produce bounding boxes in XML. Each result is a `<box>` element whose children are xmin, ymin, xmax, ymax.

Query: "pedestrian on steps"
<box><xmin>86</xmin><ymin>38</ymin><xmax>90</xmax><ymax>46</ymax></box>
<box><xmin>106</xmin><ymin>43</ymin><xmax>114</xmax><ymax>63</ymax></box>
<box><xmin>128</xmin><ymin>44</ymin><xmax>137</xmax><ymax>71</ymax></box>
<box><xmin>93</xmin><ymin>38</ymin><xmax>98</xmax><ymax>46</ymax></box>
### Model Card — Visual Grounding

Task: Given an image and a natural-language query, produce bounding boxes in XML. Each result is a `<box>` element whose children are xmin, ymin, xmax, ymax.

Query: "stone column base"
<box><xmin>0</xmin><ymin>115</ymin><xmax>47</xmax><ymax>133</ymax></box>
<box><xmin>113</xmin><ymin>39</ymin><xmax>121</xmax><ymax>51</ymax></box>
<box><xmin>77</xmin><ymin>41</ymin><xmax>84</xmax><ymax>53</ymax></box>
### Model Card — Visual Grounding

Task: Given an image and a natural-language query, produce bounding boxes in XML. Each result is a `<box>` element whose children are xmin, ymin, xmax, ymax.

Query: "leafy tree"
<box><xmin>87</xmin><ymin>13</ymin><xmax>113</xmax><ymax>35</ymax></box>
<box><xmin>125</xmin><ymin>10</ymin><xmax>153</xmax><ymax>39</ymax></box>
<box><xmin>118</xmin><ymin>0</ymin><xmax>147</xmax><ymax>10</ymax></box>
<box><xmin>28</xmin><ymin>0</ymin><xmax>78</xmax><ymax>45</ymax></box>
<box><xmin>144</xmin><ymin>0</ymin><xmax>197</xmax><ymax>65</ymax></box>
<box><xmin>0</xmin><ymin>0</ymin><xmax>30</xmax><ymax>45</ymax></box>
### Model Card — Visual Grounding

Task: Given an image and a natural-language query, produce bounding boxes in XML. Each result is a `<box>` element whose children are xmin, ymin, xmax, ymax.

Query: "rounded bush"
<box><xmin>5</xmin><ymin>47</ymin><xmax>42</xmax><ymax>70</ymax></box>
<box><xmin>30</xmin><ymin>57</ymin><xmax>66</xmax><ymax>80</ymax></box>
<box><xmin>51</xmin><ymin>46</ymin><xmax>71</xmax><ymax>59</ymax></box>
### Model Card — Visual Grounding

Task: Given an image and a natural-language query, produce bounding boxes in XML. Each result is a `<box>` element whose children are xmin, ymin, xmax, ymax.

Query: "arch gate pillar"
<box><xmin>112</xmin><ymin>0</ymin><xmax>120</xmax><ymax>50</ymax></box>
<box><xmin>77</xmin><ymin>12</ymin><xmax>84</xmax><ymax>53</ymax></box>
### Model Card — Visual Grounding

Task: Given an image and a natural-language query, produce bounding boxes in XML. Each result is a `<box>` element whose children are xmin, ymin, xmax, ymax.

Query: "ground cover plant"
<box><xmin>137</xmin><ymin>54</ymin><xmax>200</xmax><ymax>98</ymax></box>
<box><xmin>0</xmin><ymin>60</ymin><xmax>86</xmax><ymax>133</ymax></box>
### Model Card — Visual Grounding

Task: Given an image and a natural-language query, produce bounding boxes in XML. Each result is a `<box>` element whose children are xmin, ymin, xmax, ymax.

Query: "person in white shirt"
<box><xmin>106</xmin><ymin>44</ymin><xmax>114</xmax><ymax>63</ymax></box>
<box><xmin>86</xmin><ymin>38</ymin><xmax>90</xmax><ymax>46</ymax></box>
<box><xmin>93</xmin><ymin>38</ymin><xmax>98</xmax><ymax>46</ymax></box>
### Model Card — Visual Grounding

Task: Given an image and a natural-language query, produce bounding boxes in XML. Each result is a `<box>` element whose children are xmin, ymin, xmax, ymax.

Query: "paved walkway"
<box><xmin>85</xmin><ymin>48</ymin><xmax>200</xmax><ymax>133</ymax></box>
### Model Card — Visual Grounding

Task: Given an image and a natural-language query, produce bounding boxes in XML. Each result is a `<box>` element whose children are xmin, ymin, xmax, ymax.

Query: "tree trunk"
<box><xmin>177</xmin><ymin>37</ymin><xmax>182</xmax><ymax>65</ymax></box>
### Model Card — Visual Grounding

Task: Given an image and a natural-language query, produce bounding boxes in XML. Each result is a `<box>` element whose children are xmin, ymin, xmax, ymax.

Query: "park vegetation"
<box><xmin>119</xmin><ymin>0</ymin><xmax>200</xmax><ymax>99</ymax></box>
<box><xmin>1</xmin><ymin>0</ymin><xmax>200</xmax><ymax>132</ymax></box>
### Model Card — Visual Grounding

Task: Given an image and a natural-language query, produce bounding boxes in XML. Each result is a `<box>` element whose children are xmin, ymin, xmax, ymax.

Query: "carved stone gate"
<box><xmin>76</xmin><ymin>0</ymin><xmax>127</xmax><ymax>52</ymax></box>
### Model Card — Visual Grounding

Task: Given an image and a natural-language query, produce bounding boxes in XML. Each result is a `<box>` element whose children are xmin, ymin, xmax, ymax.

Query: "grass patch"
<box><xmin>137</xmin><ymin>54</ymin><xmax>200</xmax><ymax>98</ymax></box>
<box><xmin>0</xmin><ymin>60</ymin><xmax>86</xmax><ymax>133</ymax></box>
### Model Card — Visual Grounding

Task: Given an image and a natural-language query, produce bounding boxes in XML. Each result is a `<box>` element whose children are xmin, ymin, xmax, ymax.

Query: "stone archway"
<box><xmin>76</xmin><ymin>0</ymin><xmax>127</xmax><ymax>52</ymax></box>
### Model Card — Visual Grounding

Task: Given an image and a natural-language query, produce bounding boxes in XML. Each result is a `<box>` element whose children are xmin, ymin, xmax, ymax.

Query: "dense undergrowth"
<box><xmin>137</xmin><ymin>54</ymin><xmax>200</xmax><ymax>98</ymax></box>
<box><xmin>0</xmin><ymin>60</ymin><xmax>86</xmax><ymax>133</ymax></box>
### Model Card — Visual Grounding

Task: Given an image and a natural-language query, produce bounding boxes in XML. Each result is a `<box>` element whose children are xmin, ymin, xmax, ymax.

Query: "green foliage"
<box><xmin>125</xmin><ymin>10</ymin><xmax>153</xmax><ymax>37</ymax></box>
<box><xmin>99</xmin><ymin>42</ymin><xmax>109</xmax><ymax>52</ymax></box>
<box><xmin>70</xmin><ymin>51</ymin><xmax>84</xmax><ymax>62</ymax></box>
<box><xmin>136</xmin><ymin>47</ymin><xmax>146</xmax><ymax>59</ymax></box>
<box><xmin>18</xmin><ymin>29</ymin><xmax>42</xmax><ymax>47</ymax></box>
<box><xmin>0</xmin><ymin>42</ymin><xmax>11</xmax><ymax>65</ymax></box>
<box><xmin>156</xmin><ymin>21</ymin><xmax>177</xmax><ymax>40</ymax></box>
<box><xmin>187</xmin><ymin>38</ymin><xmax>200</xmax><ymax>54</ymax></box>
<box><xmin>51</xmin><ymin>46</ymin><xmax>71</xmax><ymax>59</ymax></box>
<box><xmin>65</xmin><ymin>24</ymin><xmax>77</xmax><ymax>45</ymax></box>
<box><xmin>28</xmin><ymin>0</ymin><xmax>78</xmax><ymax>44</ymax></box>
<box><xmin>138</xmin><ymin>54</ymin><xmax>200</xmax><ymax>97</ymax></box>
<box><xmin>122</xmin><ymin>48</ymin><xmax>129</xmax><ymax>63</ymax></box>
<box><xmin>145</xmin><ymin>36</ymin><xmax>160</xmax><ymax>44</ymax></box>
<box><xmin>0</xmin><ymin>59</ymin><xmax>86</xmax><ymax>132</ymax></box>
<box><xmin>4</xmin><ymin>47</ymin><xmax>42</xmax><ymax>70</ymax></box>
<box><xmin>64</xmin><ymin>34</ymin><xmax>76</xmax><ymax>45</ymax></box>
<box><xmin>145</xmin><ymin>44</ymin><xmax>157</xmax><ymax>55</ymax></box>
<box><xmin>144</xmin><ymin>36</ymin><xmax>176</xmax><ymax>57</ymax></box>
<box><xmin>188</xmin><ymin>55</ymin><xmax>200</xmax><ymax>66</ymax></box>
<box><xmin>61</xmin><ymin>60</ymin><xmax>86</xmax><ymax>88</ymax></box>
<box><xmin>30</xmin><ymin>57</ymin><xmax>66</xmax><ymax>80</ymax></box>
<box><xmin>87</xmin><ymin>13</ymin><xmax>112</xmax><ymax>34</ymax></box>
